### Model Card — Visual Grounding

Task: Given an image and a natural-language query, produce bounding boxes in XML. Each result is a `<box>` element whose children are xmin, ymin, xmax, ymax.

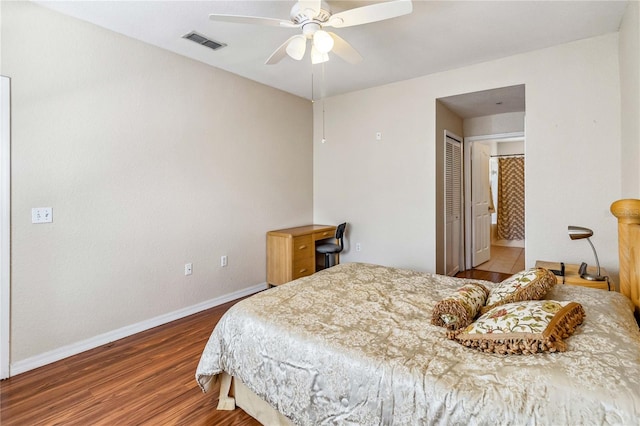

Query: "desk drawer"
<box><xmin>314</xmin><ymin>229</ymin><xmax>334</xmax><ymax>241</ymax></box>
<box><xmin>292</xmin><ymin>257</ymin><xmax>314</xmax><ymax>279</ymax></box>
<box><xmin>293</xmin><ymin>235</ymin><xmax>313</xmax><ymax>259</ymax></box>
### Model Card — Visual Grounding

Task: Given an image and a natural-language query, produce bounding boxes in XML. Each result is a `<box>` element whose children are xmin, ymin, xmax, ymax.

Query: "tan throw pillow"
<box><xmin>482</xmin><ymin>268</ymin><xmax>556</xmax><ymax>314</ymax></box>
<box><xmin>453</xmin><ymin>300</ymin><xmax>585</xmax><ymax>355</ymax></box>
<box><xmin>431</xmin><ymin>282</ymin><xmax>490</xmax><ymax>330</ymax></box>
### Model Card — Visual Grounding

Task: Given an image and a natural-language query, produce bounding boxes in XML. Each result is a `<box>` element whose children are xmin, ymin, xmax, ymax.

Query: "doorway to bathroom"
<box><xmin>465</xmin><ymin>134</ymin><xmax>525</xmax><ymax>274</ymax></box>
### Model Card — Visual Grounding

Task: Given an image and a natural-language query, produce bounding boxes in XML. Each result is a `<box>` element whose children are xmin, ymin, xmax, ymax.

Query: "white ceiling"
<box><xmin>439</xmin><ymin>84</ymin><xmax>525</xmax><ymax>118</ymax></box>
<box><xmin>34</xmin><ymin>0</ymin><xmax>627</xmax><ymax>107</ymax></box>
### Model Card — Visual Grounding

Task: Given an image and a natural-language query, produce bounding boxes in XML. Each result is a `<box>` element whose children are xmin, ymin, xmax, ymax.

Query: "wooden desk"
<box><xmin>535</xmin><ymin>260</ymin><xmax>611</xmax><ymax>291</ymax></box>
<box><xmin>267</xmin><ymin>225</ymin><xmax>337</xmax><ymax>286</ymax></box>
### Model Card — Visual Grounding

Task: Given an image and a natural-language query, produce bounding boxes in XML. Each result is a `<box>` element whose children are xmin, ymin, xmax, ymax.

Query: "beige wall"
<box><xmin>2</xmin><ymin>2</ymin><xmax>312</xmax><ymax>364</ymax></box>
<box><xmin>619</xmin><ymin>0</ymin><xmax>640</xmax><ymax>197</ymax></box>
<box><xmin>312</xmin><ymin>83</ymin><xmax>437</xmax><ymax>269</ymax></box>
<box><xmin>496</xmin><ymin>141</ymin><xmax>525</xmax><ymax>156</ymax></box>
<box><xmin>314</xmin><ymin>33</ymin><xmax>621</xmax><ymax>276</ymax></box>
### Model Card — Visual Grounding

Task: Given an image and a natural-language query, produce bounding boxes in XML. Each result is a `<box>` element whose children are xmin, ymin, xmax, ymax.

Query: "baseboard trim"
<box><xmin>10</xmin><ymin>282</ymin><xmax>267</xmax><ymax>376</ymax></box>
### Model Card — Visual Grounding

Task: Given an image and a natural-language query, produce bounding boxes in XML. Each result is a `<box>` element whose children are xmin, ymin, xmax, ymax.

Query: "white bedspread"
<box><xmin>196</xmin><ymin>263</ymin><xmax>640</xmax><ymax>425</ymax></box>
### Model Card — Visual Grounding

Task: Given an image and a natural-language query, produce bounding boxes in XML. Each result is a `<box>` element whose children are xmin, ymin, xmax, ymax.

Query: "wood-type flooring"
<box><xmin>0</xmin><ymin>299</ymin><xmax>260</xmax><ymax>426</ymax></box>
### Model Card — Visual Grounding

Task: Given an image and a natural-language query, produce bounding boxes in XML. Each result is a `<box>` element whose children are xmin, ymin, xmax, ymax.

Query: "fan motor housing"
<box><xmin>290</xmin><ymin>2</ymin><xmax>331</xmax><ymax>25</ymax></box>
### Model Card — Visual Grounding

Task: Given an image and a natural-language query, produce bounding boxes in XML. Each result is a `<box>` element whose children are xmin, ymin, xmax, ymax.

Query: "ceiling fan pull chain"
<box><xmin>322</xmin><ymin>63</ymin><xmax>327</xmax><ymax>143</ymax></box>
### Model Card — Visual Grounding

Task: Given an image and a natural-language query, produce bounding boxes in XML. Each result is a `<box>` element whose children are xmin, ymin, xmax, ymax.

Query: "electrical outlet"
<box><xmin>356</xmin><ymin>243</ymin><xmax>361</xmax><ymax>252</ymax></box>
<box><xmin>221</xmin><ymin>255</ymin><xmax>228</xmax><ymax>267</ymax></box>
<box><xmin>184</xmin><ymin>263</ymin><xmax>192</xmax><ymax>276</ymax></box>
<box><xmin>376</xmin><ymin>132</ymin><xmax>382</xmax><ymax>141</ymax></box>
<box><xmin>32</xmin><ymin>207</ymin><xmax>53</xmax><ymax>224</ymax></box>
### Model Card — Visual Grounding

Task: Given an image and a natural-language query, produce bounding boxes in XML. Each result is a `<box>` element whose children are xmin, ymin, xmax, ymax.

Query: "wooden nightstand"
<box><xmin>535</xmin><ymin>260</ymin><xmax>611</xmax><ymax>291</ymax></box>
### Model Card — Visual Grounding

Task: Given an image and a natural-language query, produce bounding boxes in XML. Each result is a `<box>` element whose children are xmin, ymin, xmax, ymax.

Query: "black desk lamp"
<box><xmin>568</xmin><ymin>225</ymin><xmax>607</xmax><ymax>281</ymax></box>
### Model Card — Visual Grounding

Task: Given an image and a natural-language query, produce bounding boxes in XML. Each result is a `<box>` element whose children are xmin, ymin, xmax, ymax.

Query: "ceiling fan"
<box><xmin>209</xmin><ymin>0</ymin><xmax>413</xmax><ymax>65</ymax></box>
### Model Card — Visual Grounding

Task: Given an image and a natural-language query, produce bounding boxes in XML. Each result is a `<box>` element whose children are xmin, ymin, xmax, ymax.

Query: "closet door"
<box><xmin>445</xmin><ymin>134</ymin><xmax>462</xmax><ymax>276</ymax></box>
<box><xmin>0</xmin><ymin>76</ymin><xmax>10</xmax><ymax>379</ymax></box>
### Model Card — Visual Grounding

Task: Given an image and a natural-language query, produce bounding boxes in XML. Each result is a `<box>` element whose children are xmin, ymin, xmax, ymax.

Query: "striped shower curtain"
<box><xmin>497</xmin><ymin>157</ymin><xmax>525</xmax><ymax>240</ymax></box>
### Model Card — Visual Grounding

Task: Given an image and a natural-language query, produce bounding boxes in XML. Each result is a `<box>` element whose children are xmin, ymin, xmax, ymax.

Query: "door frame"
<box><xmin>464</xmin><ymin>132</ymin><xmax>524</xmax><ymax>270</ymax></box>
<box><xmin>1</xmin><ymin>76</ymin><xmax>11</xmax><ymax>379</ymax></box>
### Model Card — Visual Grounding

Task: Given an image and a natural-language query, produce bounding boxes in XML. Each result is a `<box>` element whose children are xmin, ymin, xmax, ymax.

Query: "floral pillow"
<box><xmin>453</xmin><ymin>300</ymin><xmax>585</xmax><ymax>355</ymax></box>
<box><xmin>431</xmin><ymin>282</ymin><xmax>489</xmax><ymax>330</ymax></box>
<box><xmin>482</xmin><ymin>268</ymin><xmax>556</xmax><ymax>314</ymax></box>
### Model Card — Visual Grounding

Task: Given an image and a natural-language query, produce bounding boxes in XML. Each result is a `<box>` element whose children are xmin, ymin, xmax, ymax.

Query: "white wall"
<box><xmin>464</xmin><ymin>112</ymin><xmax>525</xmax><ymax>137</ymax></box>
<box><xmin>619</xmin><ymin>0</ymin><xmax>640</xmax><ymax>197</ymax></box>
<box><xmin>2</xmin><ymin>2</ymin><xmax>312</xmax><ymax>365</ymax></box>
<box><xmin>314</xmin><ymin>34</ymin><xmax>621</xmax><ymax>278</ymax></box>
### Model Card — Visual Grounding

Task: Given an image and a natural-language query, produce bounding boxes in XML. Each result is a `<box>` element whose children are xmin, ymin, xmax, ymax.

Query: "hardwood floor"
<box><xmin>455</xmin><ymin>268</ymin><xmax>512</xmax><ymax>282</ymax></box>
<box><xmin>0</xmin><ymin>271</ymin><xmax>508</xmax><ymax>426</ymax></box>
<box><xmin>0</xmin><ymin>299</ymin><xmax>260</xmax><ymax>426</ymax></box>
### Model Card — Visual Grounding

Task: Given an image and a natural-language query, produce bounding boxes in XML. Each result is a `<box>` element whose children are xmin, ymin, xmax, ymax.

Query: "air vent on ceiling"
<box><xmin>182</xmin><ymin>31</ymin><xmax>227</xmax><ymax>51</ymax></box>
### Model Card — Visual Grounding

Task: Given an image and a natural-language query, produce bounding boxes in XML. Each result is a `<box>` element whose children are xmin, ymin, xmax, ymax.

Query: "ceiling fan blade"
<box><xmin>325</xmin><ymin>0</ymin><xmax>413</xmax><ymax>28</ymax></box>
<box><xmin>298</xmin><ymin>0</ymin><xmax>322</xmax><ymax>19</ymax></box>
<box><xmin>266</xmin><ymin>35</ymin><xmax>302</xmax><ymax>65</ymax></box>
<box><xmin>328</xmin><ymin>32</ymin><xmax>363</xmax><ymax>64</ymax></box>
<box><xmin>209</xmin><ymin>14</ymin><xmax>299</xmax><ymax>29</ymax></box>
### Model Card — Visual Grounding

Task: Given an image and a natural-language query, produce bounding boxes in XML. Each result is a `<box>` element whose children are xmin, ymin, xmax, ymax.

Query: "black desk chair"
<box><xmin>316</xmin><ymin>222</ymin><xmax>347</xmax><ymax>269</ymax></box>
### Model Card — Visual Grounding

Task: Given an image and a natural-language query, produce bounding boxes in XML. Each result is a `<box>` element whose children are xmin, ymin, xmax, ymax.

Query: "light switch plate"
<box><xmin>32</xmin><ymin>207</ymin><xmax>52</xmax><ymax>224</ymax></box>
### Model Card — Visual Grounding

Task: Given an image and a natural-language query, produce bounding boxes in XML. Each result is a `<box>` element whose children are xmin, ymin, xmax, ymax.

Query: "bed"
<box><xmin>196</xmin><ymin>199</ymin><xmax>640</xmax><ymax>425</ymax></box>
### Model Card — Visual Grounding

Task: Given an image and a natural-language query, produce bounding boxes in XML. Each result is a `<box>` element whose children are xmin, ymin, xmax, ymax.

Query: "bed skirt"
<box><xmin>218</xmin><ymin>372</ymin><xmax>292</xmax><ymax>426</ymax></box>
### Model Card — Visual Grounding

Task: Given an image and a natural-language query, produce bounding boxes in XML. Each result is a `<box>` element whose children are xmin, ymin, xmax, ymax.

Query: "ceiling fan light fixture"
<box><xmin>313</xmin><ymin>29</ymin><xmax>334</xmax><ymax>53</ymax></box>
<box><xmin>311</xmin><ymin>45</ymin><xmax>329</xmax><ymax>64</ymax></box>
<box><xmin>286</xmin><ymin>35</ymin><xmax>307</xmax><ymax>60</ymax></box>
<box><xmin>209</xmin><ymin>0</ymin><xmax>415</xmax><ymax>65</ymax></box>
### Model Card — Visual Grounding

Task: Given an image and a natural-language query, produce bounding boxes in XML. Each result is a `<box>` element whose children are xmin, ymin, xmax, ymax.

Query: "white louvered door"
<box><xmin>0</xmin><ymin>76</ymin><xmax>10</xmax><ymax>379</ymax></box>
<box><xmin>445</xmin><ymin>134</ymin><xmax>463</xmax><ymax>276</ymax></box>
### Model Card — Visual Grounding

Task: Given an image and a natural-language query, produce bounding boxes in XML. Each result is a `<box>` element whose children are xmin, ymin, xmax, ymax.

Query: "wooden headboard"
<box><xmin>610</xmin><ymin>199</ymin><xmax>640</xmax><ymax>318</ymax></box>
